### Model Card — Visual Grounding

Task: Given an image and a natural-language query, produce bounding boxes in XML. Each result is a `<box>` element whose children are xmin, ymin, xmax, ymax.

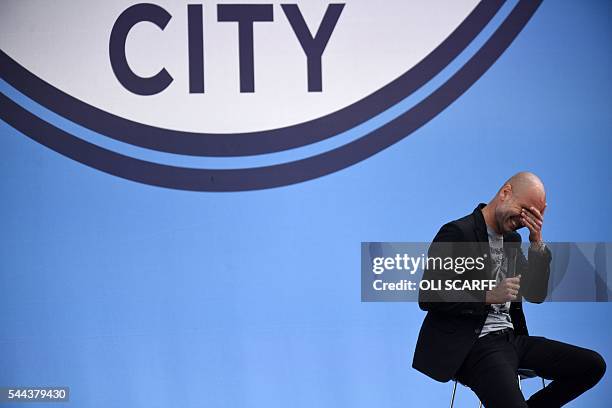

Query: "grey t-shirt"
<box><xmin>479</xmin><ymin>225</ymin><xmax>514</xmax><ymax>337</ymax></box>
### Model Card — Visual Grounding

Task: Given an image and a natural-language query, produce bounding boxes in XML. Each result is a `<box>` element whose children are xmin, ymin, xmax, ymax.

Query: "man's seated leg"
<box><xmin>513</xmin><ymin>335</ymin><xmax>606</xmax><ymax>407</ymax></box>
<box><xmin>456</xmin><ymin>335</ymin><xmax>528</xmax><ymax>408</ymax></box>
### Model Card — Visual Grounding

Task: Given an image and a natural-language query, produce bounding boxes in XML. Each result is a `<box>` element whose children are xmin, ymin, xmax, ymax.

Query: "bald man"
<box><xmin>412</xmin><ymin>172</ymin><xmax>606</xmax><ymax>407</ymax></box>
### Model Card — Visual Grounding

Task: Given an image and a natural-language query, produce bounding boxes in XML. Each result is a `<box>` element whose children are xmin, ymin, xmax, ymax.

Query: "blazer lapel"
<box><xmin>473</xmin><ymin>204</ymin><xmax>492</xmax><ymax>280</ymax></box>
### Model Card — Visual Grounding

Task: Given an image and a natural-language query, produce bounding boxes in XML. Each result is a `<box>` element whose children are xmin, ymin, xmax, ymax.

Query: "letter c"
<box><xmin>109</xmin><ymin>3</ymin><xmax>173</xmax><ymax>95</ymax></box>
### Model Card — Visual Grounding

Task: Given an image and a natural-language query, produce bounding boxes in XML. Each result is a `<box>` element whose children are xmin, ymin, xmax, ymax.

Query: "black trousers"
<box><xmin>455</xmin><ymin>330</ymin><xmax>606</xmax><ymax>407</ymax></box>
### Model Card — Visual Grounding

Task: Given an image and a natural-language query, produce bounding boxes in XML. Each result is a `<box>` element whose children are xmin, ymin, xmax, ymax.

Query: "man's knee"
<box><xmin>587</xmin><ymin>350</ymin><xmax>606</xmax><ymax>383</ymax></box>
<box><xmin>578</xmin><ymin>349</ymin><xmax>606</xmax><ymax>386</ymax></box>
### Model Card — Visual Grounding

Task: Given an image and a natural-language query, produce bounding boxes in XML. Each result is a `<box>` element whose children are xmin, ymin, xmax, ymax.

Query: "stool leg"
<box><xmin>518</xmin><ymin>375</ymin><xmax>522</xmax><ymax>391</ymax></box>
<box><xmin>450</xmin><ymin>380</ymin><xmax>457</xmax><ymax>408</ymax></box>
<box><xmin>541</xmin><ymin>377</ymin><xmax>546</xmax><ymax>389</ymax></box>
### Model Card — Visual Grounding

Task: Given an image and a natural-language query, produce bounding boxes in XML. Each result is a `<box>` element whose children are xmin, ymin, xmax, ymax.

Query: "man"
<box><xmin>412</xmin><ymin>172</ymin><xmax>606</xmax><ymax>407</ymax></box>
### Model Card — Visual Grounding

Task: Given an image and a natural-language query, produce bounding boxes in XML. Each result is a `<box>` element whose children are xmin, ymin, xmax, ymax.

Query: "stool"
<box><xmin>450</xmin><ymin>368</ymin><xmax>546</xmax><ymax>407</ymax></box>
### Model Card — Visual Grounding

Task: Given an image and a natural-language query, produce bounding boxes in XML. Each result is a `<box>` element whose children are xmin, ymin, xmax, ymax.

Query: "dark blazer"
<box><xmin>412</xmin><ymin>204</ymin><xmax>551</xmax><ymax>382</ymax></box>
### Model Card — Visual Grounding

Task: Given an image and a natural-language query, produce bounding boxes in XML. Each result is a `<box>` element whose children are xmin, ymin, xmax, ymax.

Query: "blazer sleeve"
<box><xmin>418</xmin><ymin>222</ymin><xmax>489</xmax><ymax>316</ymax></box>
<box><xmin>515</xmin><ymin>240</ymin><xmax>552</xmax><ymax>303</ymax></box>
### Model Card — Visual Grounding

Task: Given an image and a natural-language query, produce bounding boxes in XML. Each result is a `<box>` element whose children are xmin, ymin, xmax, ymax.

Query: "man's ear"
<box><xmin>499</xmin><ymin>184</ymin><xmax>512</xmax><ymax>201</ymax></box>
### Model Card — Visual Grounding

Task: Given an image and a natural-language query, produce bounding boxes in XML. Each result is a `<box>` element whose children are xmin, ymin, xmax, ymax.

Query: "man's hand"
<box><xmin>521</xmin><ymin>206</ymin><xmax>545</xmax><ymax>243</ymax></box>
<box><xmin>486</xmin><ymin>275</ymin><xmax>521</xmax><ymax>304</ymax></box>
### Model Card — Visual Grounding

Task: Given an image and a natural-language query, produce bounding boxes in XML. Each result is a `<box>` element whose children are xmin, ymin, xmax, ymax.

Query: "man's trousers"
<box><xmin>455</xmin><ymin>329</ymin><xmax>606</xmax><ymax>407</ymax></box>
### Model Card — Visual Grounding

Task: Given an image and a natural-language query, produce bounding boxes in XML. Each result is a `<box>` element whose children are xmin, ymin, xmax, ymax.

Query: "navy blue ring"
<box><xmin>0</xmin><ymin>0</ymin><xmax>541</xmax><ymax>191</ymax></box>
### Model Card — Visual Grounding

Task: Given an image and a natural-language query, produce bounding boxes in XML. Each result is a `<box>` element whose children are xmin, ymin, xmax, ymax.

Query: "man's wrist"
<box><xmin>530</xmin><ymin>241</ymin><xmax>546</xmax><ymax>252</ymax></box>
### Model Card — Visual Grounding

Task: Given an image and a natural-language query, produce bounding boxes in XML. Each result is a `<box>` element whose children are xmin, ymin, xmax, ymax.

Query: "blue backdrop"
<box><xmin>1</xmin><ymin>0</ymin><xmax>610</xmax><ymax>407</ymax></box>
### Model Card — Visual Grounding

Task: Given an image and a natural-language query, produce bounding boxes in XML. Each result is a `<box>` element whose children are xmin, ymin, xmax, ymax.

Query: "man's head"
<box><xmin>487</xmin><ymin>172</ymin><xmax>546</xmax><ymax>234</ymax></box>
